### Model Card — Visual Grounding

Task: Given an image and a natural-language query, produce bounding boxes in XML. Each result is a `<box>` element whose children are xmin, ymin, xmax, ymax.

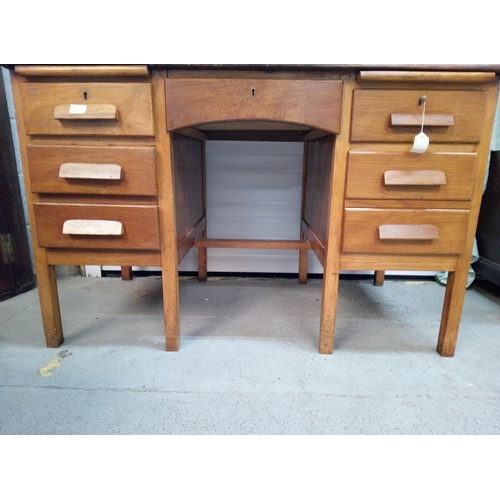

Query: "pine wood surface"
<box><xmin>62</xmin><ymin>219</ymin><xmax>124</xmax><ymax>236</ymax></box>
<box><xmin>383</xmin><ymin>170</ymin><xmax>447</xmax><ymax>187</ymax></box>
<box><xmin>53</xmin><ymin>103</ymin><xmax>117</xmax><ymax>120</ymax></box>
<box><xmin>390</xmin><ymin>113</ymin><xmax>454</xmax><ymax>127</ymax></box>
<box><xmin>378</xmin><ymin>224</ymin><xmax>439</xmax><ymax>240</ymax></box>
<box><xmin>58</xmin><ymin>163</ymin><xmax>123</xmax><ymax>180</ymax></box>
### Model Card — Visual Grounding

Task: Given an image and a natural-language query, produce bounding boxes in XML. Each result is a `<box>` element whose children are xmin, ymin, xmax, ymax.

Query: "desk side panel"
<box><xmin>302</xmin><ymin>134</ymin><xmax>334</xmax><ymax>264</ymax></box>
<box><xmin>172</xmin><ymin>133</ymin><xmax>205</xmax><ymax>262</ymax></box>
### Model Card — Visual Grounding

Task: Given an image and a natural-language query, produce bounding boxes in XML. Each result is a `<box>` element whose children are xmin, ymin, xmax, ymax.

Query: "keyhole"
<box><xmin>251</xmin><ymin>87</ymin><xmax>256</xmax><ymax>97</ymax></box>
<box><xmin>83</xmin><ymin>92</ymin><xmax>88</xmax><ymax>100</ymax></box>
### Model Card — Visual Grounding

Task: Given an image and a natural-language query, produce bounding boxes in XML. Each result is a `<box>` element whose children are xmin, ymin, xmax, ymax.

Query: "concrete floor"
<box><xmin>0</xmin><ymin>274</ymin><xmax>499</xmax><ymax>434</ymax></box>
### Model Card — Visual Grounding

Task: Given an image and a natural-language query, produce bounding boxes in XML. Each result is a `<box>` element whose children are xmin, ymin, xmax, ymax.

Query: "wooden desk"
<box><xmin>10</xmin><ymin>65</ymin><xmax>499</xmax><ymax>355</ymax></box>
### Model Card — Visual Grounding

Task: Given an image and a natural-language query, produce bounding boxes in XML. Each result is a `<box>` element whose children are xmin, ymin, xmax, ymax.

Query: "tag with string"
<box><xmin>410</xmin><ymin>96</ymin><xmax>429</xmax><ymax>153</ymax></box>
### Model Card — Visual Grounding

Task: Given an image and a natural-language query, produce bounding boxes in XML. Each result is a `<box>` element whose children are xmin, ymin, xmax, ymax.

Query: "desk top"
<box><xmin>5</xmin><ymin>64</ymin><xmax>500</xmax><ymax>74</ymax></box>
<box><xmin>151</xmin><ymin>64</ymin><xmax>500</xmax><ymax>72</ymax></box>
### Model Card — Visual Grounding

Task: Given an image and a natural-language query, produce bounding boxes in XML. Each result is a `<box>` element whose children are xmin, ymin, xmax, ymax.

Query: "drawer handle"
<box><xmin>54</xmin><ymin>104</ymin><xmax>118</xmax><ymax>120</ymax></box>
<box><xmin>390</xmin><ymin>114</ymin><xmax>454</xmax><ymax>127</ymax></box>
<box><xmin>379</xmin><ymin>224</ymin><xmax>438</xmax><ymax>241</ymax></box>
<box><xmin>62</xmin><ymin>220</ymin><xmax>124</xmax><ymax>236</ymax></box>
<box><xmin>384</xmin><ymin>170</ymin><xmax>447</xmax><ymax>186</ymax></box>
<box><xmin>59</xmin><ymin>163</ymin><xmax>123</xmax><ymax>180</ymax></box>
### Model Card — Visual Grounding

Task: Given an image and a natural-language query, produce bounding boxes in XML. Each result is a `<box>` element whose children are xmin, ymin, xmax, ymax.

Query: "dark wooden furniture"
<box><xmin>0</xmin><ymin>70</ymin><xmax>35</xmax><ymax>300</ymax></box>
<box><xmin>475</xmin><ymin>151</ymin><xmax>500</xmax><ymax>286</ymax></box>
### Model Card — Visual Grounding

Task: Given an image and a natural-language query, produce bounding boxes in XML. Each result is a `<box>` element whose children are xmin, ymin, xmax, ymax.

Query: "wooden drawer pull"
<box><xmin>59</xmin><ymin>163</ymin><xmax>123</xmax><ymax>180</ymax></box>
<box><xmin>384</xmin><ymin>170</ymin><xmax>447</xmax><ymax>186</ymax></box>
<box><xmin>54</xmin><ymin>104</ymin><xmax>117</xmax><ymax>120</ymax></box>
<box><xmin>62</xmin><ymin>220</ymin><xmax>124</xmax><ymax>236</ymax></box>
<box><xmin>379</xmin><ymin>224</ymin><xmax>438</xmax><ymax>240</ymax></box>
<box><xmin>390</xmin><ymin>114</ymin><xmax>454</xmax><ymax>127</ymax></box>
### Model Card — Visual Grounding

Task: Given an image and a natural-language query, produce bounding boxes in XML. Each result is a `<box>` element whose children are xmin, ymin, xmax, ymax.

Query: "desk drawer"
<box><xmin>346</xmin><ymin>151</ymin><xmax>476</xmax><ymax>201</ymax></box>
<box><xmin>350</xmin><ymin>89</ymin><xmax>486</xmax><ymax>143</ymax></box>
<box><xmin>20</xmin><ymin>82</ymin><xmax>154</xmax><ymax>136</ymax></box>
<box><xmin>34</xmin><ymin>203</ymin><xmax>160</xmax><ymax>250</ymax></box>
<box><xmin>27</xmin><ymin>145</ymin><xmax>157</xmax><ymax>196</ymax></box>
<box><xmin>165</xmin><ymin>78</ymin><xmax>343</xmax><ymax>133</ymax></box>
<box><xmin>343</xmin><ymin>208</ymin><xmax>469</xmax><ymax>254</ymax></box>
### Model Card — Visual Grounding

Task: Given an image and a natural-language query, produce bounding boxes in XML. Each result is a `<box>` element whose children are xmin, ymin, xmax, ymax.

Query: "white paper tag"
<box><xmin>410</xmin><ymin>132</ymin><xmax>429</xmax><ymax>153</ymax></box>
<box><xmin>69</xmin><ymin>104</ymin><xmax>87</xmax><ymax>114</ymax></box>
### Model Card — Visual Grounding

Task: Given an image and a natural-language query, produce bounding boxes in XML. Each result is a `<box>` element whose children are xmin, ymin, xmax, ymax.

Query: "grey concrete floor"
<box><xmin>0</xmin><ymin>274</ymin><xmax>499</xmax><ymax>434</ymax></box>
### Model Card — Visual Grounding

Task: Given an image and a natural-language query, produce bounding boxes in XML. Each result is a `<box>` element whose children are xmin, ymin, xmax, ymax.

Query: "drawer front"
<box><xmin>165</xmin><ymin>78</ymin><xmax>343</xmax><ymax>133</ymax></box>
<box><xmin>34</xmin><ymin>203</ymin><xmax>160</xmax><ymax>250</ymax></box>
<box><xmin>346</xmin><ymin>151</ymin><xmax>477</xmax><ymax>201</ymax></box>
<box><xmin>351</xmin><ymin>89</ymin><xmax>486</xmax><ymax>143</ymax></box>
<box><xmin>343</xmin><ymin>208</ymin><xmax>469</xmax><ymax>254</ymax></box>
<box><xmin>20</xmin><ymin>82</ymin><xmax>154</xmax><ymax>136</ymax></box>
<box><xmin>27</xmin><ymin>145</ymin><xmax>157</xmax><ymax>196</ymax></box>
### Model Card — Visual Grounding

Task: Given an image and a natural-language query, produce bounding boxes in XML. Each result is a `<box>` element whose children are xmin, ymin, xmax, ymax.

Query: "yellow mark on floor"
<box><xmin>37</xmin><ymin>350</ymin><xmax>72</xmax><ymax>377</ymax></box>
<box><xmin>38</xmin><ymin>358</ymin><xmax>61</xmax><ymax>377</ymax></box>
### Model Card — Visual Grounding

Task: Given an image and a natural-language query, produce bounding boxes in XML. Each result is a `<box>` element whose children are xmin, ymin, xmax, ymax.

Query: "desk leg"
<box><xmin>436</xmin><ymin>267</ymin><xmax>468</xmax><ymax>357</ymax></box>
<box><xmin>198</xmin><ymin>243</ymin><xmax>208</xmax><ymax>282</ymax></box>
<box><xmin>121</xmin><ymin>266</ymin><xmax>132</xmax><ymax>280</ymax></box>
<box><xmin>315</xmin><ymin>77</ymin><xmax>355</xmax><ymax>354</ymax></box>
<box><xmin>319</xmin><ymin>269</ymin><xmax>339</xmax><ymax>354</ymax></box>
<box><xmin>373</xmin><ymin>270</ymin><xmax>385</xmax><ymax>286</ymax></box>
<box><xmin>37</xmin><ymin>260</ymin><xmax>64</xmax><ymax>347</ymax></box>
<box><xmin>162</xmin><ymin>272</ymin><xmax>180</xmax><ymax>351</ymax></box>
<box><xmin>298</xmin><ymin>246</ymin><xmax>308</xmax><ymax>284</ymax></box>
<box><xmin>299</xmin><ymin>144</ymin><xmax>308</xmax><ymax>285</ymax></box>
<box><xmin>198</xmin><ymin>221</ymin><xmax>208</xmax><ymax>282</ymax></box>
<box><xmin>153</xmin><ymin>71</ymin><xmax>180</xmax><ymax>351</ymax></box>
